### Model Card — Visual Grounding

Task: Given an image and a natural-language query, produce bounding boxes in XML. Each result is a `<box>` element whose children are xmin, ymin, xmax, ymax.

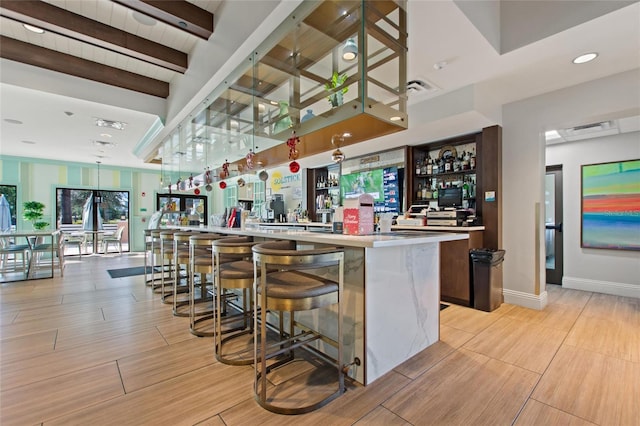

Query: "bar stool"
<box><xmin>172</xmin><ymin>232</ymin><xmax>194</xmax><ymax>316</ymax></box>
<box><xmin>213</xmin><ymin>236</ymin><xmax>262</xmax><ymax>364</ymax></box>
<box><xmin>188</xmin><ymin>233</ymin><xmax>226</xmax><ymax>335</ymax></box>
<box><xmin>159</xmin><ymin>230</ymin><xmax>178</xmax><ymax>303</ymax></box>
<box><xmin>252</xmin><ymin>240</ymin><xmax>345</xmax><ymax>415</ymax></box>
<box><xmin>145</xmin><ymin>228</ymin><xmax>164</xmax><ymax>292</ymax></box>
<box><xmin>143</xmin><ymin>229</ymin><xmax>160</xmax><ymax>286</ymax></box>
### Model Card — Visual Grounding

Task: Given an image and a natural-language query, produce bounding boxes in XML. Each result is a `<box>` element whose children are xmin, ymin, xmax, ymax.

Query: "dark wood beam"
<box><xmin>112</xmin><ymin>0</ymin><xmax>214</xmax><ymax>40</ymax></box>
<box><xmin>0</xmin><ymin>36</ymin><xmax>169</xmax><ymax>98</ymax></box>
<box><xmin>0</xmin><ymin>0</ymin><xmax>187</xmax><ymax>73</ymax></box>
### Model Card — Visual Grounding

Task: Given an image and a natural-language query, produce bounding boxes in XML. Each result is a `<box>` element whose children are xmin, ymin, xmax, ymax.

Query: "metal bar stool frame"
<box><xmin>159</xmin><ymin>230</ymin><xmax>178</xmax><ymax>303</ymax></box>
<box><xmin>172</xmin><ymin>232</ymin><xmax>194</xmax><ymax>316</ymax></box>
<box><xmin>252</xmin><ymin>240</ymin><xmax>345</xmax><ymax>415</ymax></box>
<box><xmin>213</xmin><ymin>236</ymin><xmax>260</xmax><ymax>365</ymax></box>
<box><xmin>143</xmin><ymin>229</ymin><xmax>160</xmax><ymax>286</ymax></box>
<box><xmin>188</xmin><ymin>233</ymin><xmax>225</xmax><ymax>334</ymax></box>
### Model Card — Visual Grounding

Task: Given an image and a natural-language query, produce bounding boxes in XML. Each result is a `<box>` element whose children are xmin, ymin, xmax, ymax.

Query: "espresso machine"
<box><xmin>267</xmin><ymin>194</ymin><xmax>285</xmax><ymax>222</ymax></box>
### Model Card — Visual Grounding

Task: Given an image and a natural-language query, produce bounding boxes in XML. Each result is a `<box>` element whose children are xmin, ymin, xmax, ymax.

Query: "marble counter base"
<box><xmin>364</xmin><ymin>242</ymin><xmax>440</xmax><ymax>384</ymax></box>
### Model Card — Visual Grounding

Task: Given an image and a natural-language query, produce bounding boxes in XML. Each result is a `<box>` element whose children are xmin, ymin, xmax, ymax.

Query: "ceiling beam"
<box><xmin>0</xmin><ymin>36</ymin><xmax>169</xmax><ymax>98</ymax></box>
<box><xmin>112</xmin><ymin>0</ymin><xmax>214</xmax><ymax>40</ymax></box>
<box><xmin>0</xmin><ymin>0</ymin><xmax>187</xmax><ymax>73</ymax></box>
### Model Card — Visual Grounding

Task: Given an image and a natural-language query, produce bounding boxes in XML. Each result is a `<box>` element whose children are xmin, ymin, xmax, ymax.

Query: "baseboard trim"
<box><xmin>563</xmin><ymin>276</ymin><xmax>640</xmax><ymax>298</ymax></box>
<box><xmin>503</xmin><ymin>289</ymin><xmax>548</xmax><ymax>310</ymax></box>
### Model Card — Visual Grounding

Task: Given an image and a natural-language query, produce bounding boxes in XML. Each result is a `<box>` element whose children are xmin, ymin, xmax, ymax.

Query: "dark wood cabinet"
<box><xmin>440</xmin><ymin>231</ymin><xmax>484</xmax><ymax>306</ymax></box>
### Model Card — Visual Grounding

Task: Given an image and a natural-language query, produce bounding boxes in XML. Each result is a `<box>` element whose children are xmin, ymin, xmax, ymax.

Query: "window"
<box><xmin>0</xmin><ymin>185</ymin><xmax>17</xmax><ymax>231</ymax></box>
<box><xmin>56</xmin><ymin>188</ymin><xmax>130</xmax><ymax>254</ymax></box>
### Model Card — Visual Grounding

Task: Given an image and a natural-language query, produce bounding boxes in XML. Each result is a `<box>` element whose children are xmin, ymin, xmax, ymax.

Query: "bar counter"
<box><xmin>171</xmin><ymin>224</ymin><xmax>467</xmax><ymax>385</ymax></box>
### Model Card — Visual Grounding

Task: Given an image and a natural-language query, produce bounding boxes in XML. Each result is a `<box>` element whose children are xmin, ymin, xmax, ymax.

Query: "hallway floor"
<box><xmin>1</xmin><ymin>254</ymin><xmax>638</xmax><ymax>425</ymax></box>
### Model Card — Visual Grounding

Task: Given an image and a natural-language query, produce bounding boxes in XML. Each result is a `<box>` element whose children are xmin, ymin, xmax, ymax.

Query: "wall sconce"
<box><xmin>342</xmin><ymin>38</ymin><xmax>358</xmax><ymax>61</ymax></box>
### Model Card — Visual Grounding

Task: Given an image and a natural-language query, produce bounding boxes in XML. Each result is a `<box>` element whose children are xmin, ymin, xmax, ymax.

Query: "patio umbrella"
<box><xmin>82</xmin><ymin>193</ymin><xmax>103</xmax><ymax>231</ymax></box>
<box><xmin>0</xmin><ymin>194</ymin><xmax>11</xmax><ymax>232</ymax></box>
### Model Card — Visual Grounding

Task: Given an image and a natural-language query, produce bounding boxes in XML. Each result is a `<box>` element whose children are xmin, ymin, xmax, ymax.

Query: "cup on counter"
<box><xmin>378</xmin><ymin>213</ymin><xmax>394</xmax><ymax>233</ymax></box>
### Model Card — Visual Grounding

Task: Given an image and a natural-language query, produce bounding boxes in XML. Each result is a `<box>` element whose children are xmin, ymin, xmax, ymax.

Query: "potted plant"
<box><xmin>23</xmin><ymin>201</ymin><xmax>49</xmax><ymax>230</ymax></box>
<box><xmin>325</xmin><ymin>71</ymin><xmax>349</xmax><ymax>107</ymax></box>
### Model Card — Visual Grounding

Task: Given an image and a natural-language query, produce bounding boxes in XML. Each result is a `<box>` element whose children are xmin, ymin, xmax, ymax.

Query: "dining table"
<box><xmin>0</xmin><ymin>229</ymin><xmax>60</xmax><ymax>282</ymax></box>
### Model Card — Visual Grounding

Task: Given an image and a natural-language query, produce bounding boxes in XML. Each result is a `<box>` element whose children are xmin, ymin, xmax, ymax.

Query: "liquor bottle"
<box><xmin>426</xmin><ymin>156</ymin><xmax>433</xmax><ymax>175</ymax></box>
<box><xmin>462</xmin><ymin>151</ymin><xmax>469</xmax><ymax>170</ymax></box>
<box><xmin>444</xmin><ymin>156</ymin><xmax>451</xmax><ymax>172</ymax></box>
<box><xmin>416</xmin><ymin>183</ymin><xmax>422</xmax><ymax>200</ymax></box>
<box><xmin>470</xmin><ymin>148</ymin><xmax>476</xmax><ymax>169</ymax></box>
<box><xmin>416</xmin><ymin>159</ymin><xmax>421</xmax><ymax>175</ymax></box>
<box><xmin>421</xmin><ymin>182</ymin><xmax>428</xmax><ymax>199</ymax></box>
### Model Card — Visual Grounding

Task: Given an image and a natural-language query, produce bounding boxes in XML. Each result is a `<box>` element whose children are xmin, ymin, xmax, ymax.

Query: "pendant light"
<box><xmin>342</xmin><ymin>38</ymin><xmax>358</xmax><ymax>61</ymax></box>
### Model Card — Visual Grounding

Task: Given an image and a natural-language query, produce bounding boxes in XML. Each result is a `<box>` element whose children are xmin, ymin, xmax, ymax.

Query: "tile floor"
<box><xmin>0</xmin><ymin>254</ymin><xmax>638</xmax><ymax>425</ymax></box>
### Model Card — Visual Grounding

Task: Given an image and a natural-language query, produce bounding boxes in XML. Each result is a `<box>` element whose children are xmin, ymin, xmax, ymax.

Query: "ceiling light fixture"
<box><xmin>95</xmin><ymin>118</ymin><xmax>127</xmax><ymax>130</ymax></box>
<box><xmin>342</xmin><ymin>38</ymin><xmax>358</xmax><ymax>61</ymax></box>
<box><xmin>3</xmin><ymin>119</ymin><xmax>23</xmax><ymax>125</ymax></box>
<box><xmin>23</xmin><ymin>24</ymin><xmax>45</xmax><ymax>34</ymax></box>
<box><xmin>572</xmin><ymin>52</ymin><xmax>598</xmax><ymax>64</ymax></box>
<box><xmin>93</xmin><ymin>140</ymin><xmax>117</xmax><ymax>148</ymax></box>
<box><xmin>390</xmin><ymin>116</ymin><xmax>402</xmax><ymax>121</ymax></box>
<box><xmin>100</xmin><ymin>133</ymin><xmax>112</xmax><ymax>138</ymax></box>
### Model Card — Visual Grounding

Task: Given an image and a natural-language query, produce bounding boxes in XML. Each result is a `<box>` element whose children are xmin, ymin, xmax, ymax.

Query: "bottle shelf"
<box><xmin>415</xmin><ymin>169</ymin><xmax>476</xmax><ymax>178</ymax></box>
<box><xmin>316</xmin><ymin>186</ymin><xmax>340</xmax><ymax>191</ymax></box>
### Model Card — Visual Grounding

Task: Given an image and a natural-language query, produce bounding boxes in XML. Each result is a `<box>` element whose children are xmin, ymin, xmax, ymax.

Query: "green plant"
<box><xmin>325</xmin><ymin>71</ymin><xmax>349</xmax><ymax>107</ymax></box>
<box><xmin>23</xmin><ymin>201</ymin><xmax>49</xmax><ymax>230</ymax></box>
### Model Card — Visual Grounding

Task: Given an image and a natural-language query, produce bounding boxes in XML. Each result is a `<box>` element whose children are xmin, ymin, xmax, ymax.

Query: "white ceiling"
<box><xmin>1</xmin><ymin>0</ymin><xmax>639</xmax><ymax>170</ymax></box>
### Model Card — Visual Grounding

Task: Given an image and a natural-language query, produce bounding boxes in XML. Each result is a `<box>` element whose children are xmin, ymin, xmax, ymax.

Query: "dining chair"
<box><xmin>103</xmin><ymin>226</ymin><xmax>125</xmax><ymax>254</ymax></box>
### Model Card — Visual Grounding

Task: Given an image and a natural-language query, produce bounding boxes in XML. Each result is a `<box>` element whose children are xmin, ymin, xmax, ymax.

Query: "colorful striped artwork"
<box><xmin>581</xmin><ymin>159</ymin><xmax>640</xmax><ymax>251</ymax></box>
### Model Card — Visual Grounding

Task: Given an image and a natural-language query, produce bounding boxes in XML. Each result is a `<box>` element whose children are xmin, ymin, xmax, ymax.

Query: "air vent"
<box><xmin>555</xmin><ymin>120</ymin><xmax>619</xmax><ymax>142</ymax></box>
<box><xmin>406</xmin><ymin>78</ymin><xmax>439</xmax><ymax>98</ymax></box>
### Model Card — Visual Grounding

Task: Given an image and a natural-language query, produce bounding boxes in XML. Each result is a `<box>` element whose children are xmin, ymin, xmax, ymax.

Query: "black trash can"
<box><xmin>470</xmin><ymin>248</ymin><xmax>505</xmax><ymax>312</ymax></box>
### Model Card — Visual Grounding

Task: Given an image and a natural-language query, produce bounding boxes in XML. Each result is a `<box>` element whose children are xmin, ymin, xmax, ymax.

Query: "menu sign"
<box><xmin>381</xmin><ymin>166</ymin><xmax>400</xmax><ymax>213</ymax></box>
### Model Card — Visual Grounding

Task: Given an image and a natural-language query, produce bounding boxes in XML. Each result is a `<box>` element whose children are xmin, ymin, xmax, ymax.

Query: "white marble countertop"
<box><xmin>171</xmin><ymin>225</ymin><xmax>468</xmax><ymax>248</ymax></box>
<box><xmin>255</xmin><ymin>222</ymin><xmax>484</xmax><ymax>232</ymax></box>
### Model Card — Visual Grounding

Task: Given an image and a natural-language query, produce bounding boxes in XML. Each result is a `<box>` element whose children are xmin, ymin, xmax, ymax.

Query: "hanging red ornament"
<box><xmin>289</xmin><ymin>161</ymin><xmax>300</xmax><ymax>173</ymax></box>
<box><xmin>194</xmin><ymin>188</ymin><xmax>200</xmax><ymax>195</ymax></box>
<box><xmin>286</xmin><ymin>131</ymin><xmax>301</xmax><ymax>160</ymax></box>
<box><xmin>221</xmin><ymin>159</ymin><xmax>230</xmax><ymax>178</ymax></box>
<box><xmin>245</xmin><ymin>149</ymin><xmax>255</xmax><ymax>170</ymax></box>
<box><xmin>219</xmin><ymin>181</ymin><xmax>227</xmax><ymax>189</ymax></box>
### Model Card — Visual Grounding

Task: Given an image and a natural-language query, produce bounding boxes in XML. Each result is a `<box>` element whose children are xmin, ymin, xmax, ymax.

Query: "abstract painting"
<box><xmin>581</xmin><ymin>159</ymin><xmax>640</xmax><ymax>251</ymax></box>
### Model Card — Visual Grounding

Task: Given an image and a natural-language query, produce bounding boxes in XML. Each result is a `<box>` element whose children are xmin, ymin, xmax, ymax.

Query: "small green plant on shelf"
<box><xmin>23</xmin><ymin>201</ymin><xmax>49</xmax><ymax>230</ymax></box>
<box><xmin>325</xmin><ymin>71</ymin><xmax>349</xmax><ymax>107</ymax></box>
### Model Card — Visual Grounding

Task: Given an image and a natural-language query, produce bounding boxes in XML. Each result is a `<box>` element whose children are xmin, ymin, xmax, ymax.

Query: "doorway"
<box><xmin>545</xmin><ymin>165</ymin><xmax>563</xmax><ymax>284</ymax></box>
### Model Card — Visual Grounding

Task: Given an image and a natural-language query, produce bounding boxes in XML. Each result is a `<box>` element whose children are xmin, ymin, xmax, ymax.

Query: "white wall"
<box><xmin>546</xmin><ymin>132</ymin><xmax>640</xmax><ymax>297</ymax></box>
<box><xmin>502</xmin><ymin>69</ymin><xmax>640</xmax><ymax>308</ymax></box>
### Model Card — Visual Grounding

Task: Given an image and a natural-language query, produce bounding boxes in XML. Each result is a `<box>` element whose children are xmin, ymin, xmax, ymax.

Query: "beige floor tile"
<box><xmin>194</xmin><ymin>416</ymin><xmax>226</xmax><ymax>426</ymax></box>
<box><xmin>440</xmin><ymin>304</ymin><xmax>501</xmax><ymax>334</ymax></box>
<box><xmin>0</xmin><ymin>309</ymin><xmax>18</xmax><ymax>325</ymax></box>
<box><xmin>0</xmin><ymin>329</ymin><xmax>57</xmax><ymax>363</ymax></box>
<box><xmin>45</xmin><ymin>363</ymin><xmax>255</xmax><ymax>426</ymax></box>
<box><xmin>383</xmin><ymin>348</ymin><xmax>540</xmax><ymax>425</ymax></box>
<box><xmin>154</xmin><ymin>316</ymin><xmax>197</xmax><ymax>344</ymax></box>
<box><xmin>504</xmin><ymin>302</ymin><xmax>583</xmax><ymax>332</ymax></box>
<box><xmin>0</xmin><ymin>309</ymin><xmax>105</xmax><ymax>340</ymax></box>
<box><xmin>394</xmin><ymin>324</ymin><xmax>474</xmax><ymax>379</ymax></box>
<box><xmin>532</xmin><ymin>345</ymin><xmax>640</xmax><ymax>426</ymax></box>
<box><xmin>0</xmin><ymin>362</ymin><xmax>124</xmax><ymax>426</ymax></box>
<box><xmin>220</xmin><ymin>370</ymin><xmax>410</xmax><ymax>426</ymax></box>
<box><xmin>463</xmin><ymin>316</ymin><xmax>567</xmax><ymax>373</ymax></box>
<box><xmin>546</xmin><ymin>284</ymin><xmax>592</xmax><ymax>308</ymax></box>
<box><xmin>1</xmin><ymin>327</ymin><xmax>167</xmax><ymax>390</ymax></box>
<box><xmin>565</xmin><ymin>314</ymin><xmax>640</xmax><ymax>363</ymax></box>
<box><xmin>515</xmin><ymin>399</ymin><xmax>597</xmax><ymax>425</ymax></box>
<box><xmin>118</xmin><ymin>336</ymin><xmax>216</xmax><ymax>392</ymax></box>
<box><xmin>581</xmin><ymin>293</ymin><xmax>640</xmax><ymax>325</ymax></box>
<box><xmin>353</xmin><ymin>406</ymin><xmax>411</xmax><ymax>425</ymax></box>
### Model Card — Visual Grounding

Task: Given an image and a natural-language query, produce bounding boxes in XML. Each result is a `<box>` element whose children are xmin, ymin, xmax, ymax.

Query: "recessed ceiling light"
<box><xmin>95</xmin><ymin>118</ymin><xmax>127</xmax><ymax>130</ymax></box>
<box><xmin>572</xmin><ymin>53</ymin><xmax>598</xmax><ymax>64</ymax></box>
<box><xmin>3</xmin><ymin>118</ymin><xmax>23</xmax><ymax>124</ymax></box>
<box><xmin>93</xmin><ymin>140</ymin><xmax>117</xmax><ymax>148</ymax></box>
<box><xmin>21</xmin><ymin>140</ymin><xmax>36</xmax><ymax>145</ymax></box>
<box><xmin>390</xmin><ymin>116</ymin><xmax>402</xmax><ymax>121</ymax></box>
<box><xmin>23</xmin><ymin>24</ymin><xmax>45</xmax><ymax>34</ymax></box>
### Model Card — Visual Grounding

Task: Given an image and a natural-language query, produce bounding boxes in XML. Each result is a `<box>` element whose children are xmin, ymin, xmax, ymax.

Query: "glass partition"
<box><xmin>159</xmin><ymin>0</ymin><xmax>407</xmax><ymax>187</ymax></box>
